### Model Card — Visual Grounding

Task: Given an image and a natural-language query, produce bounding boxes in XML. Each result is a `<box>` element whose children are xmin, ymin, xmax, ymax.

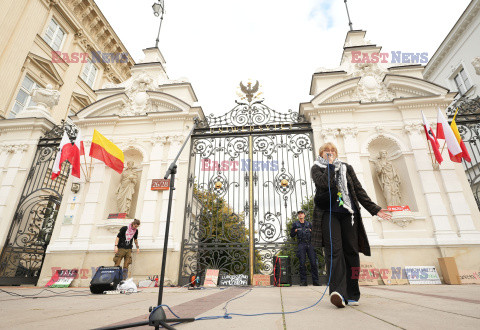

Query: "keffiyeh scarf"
<box><xmin>126</xmin><ymin>223</ymin><xmax>137</xmax><ymax>243</ymax></box>
<box><xmin>314</xmin><ymin>156</ymin><xmax>354</xmax><ymax>215</ymax></box>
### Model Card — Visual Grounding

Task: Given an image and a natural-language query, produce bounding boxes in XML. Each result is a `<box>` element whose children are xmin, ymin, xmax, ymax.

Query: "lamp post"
<box><xmin>152</xmin><ymin>0</ymin><xmax>165</xmax><ymax>48</ymax></box>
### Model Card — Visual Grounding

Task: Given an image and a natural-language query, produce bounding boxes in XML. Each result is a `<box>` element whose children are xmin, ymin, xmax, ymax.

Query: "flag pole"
<box><xmin>440</xmin><ymin>140</ymin><xmax>447</xmax><ymax>155</ymax></box>
<box><xmin>88</xmin><ymin>153</ymin><xmax>93</xmax><ymax>181</ymax></box>
<box><xmin>426</xmin><ymin>141</ymin><xmax>436</xmax><ymax>166</ymax></box>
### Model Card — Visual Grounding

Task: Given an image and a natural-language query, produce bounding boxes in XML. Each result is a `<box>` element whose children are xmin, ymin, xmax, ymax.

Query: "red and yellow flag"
<box><xmin>450</xmin><ymin>109</ymin><xmax>471</xmax><ymax>163</ymax></box>
<box><xmin>89</xmin><ymin>130</ymin><xmax>124</xmax><ymax>173</ymax></box>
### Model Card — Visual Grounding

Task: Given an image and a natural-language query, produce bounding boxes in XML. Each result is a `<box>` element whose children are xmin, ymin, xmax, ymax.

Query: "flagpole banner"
<box><xmin>51</xmin><ymin>129</ymin><xmax>84</xmax><ymax>180</ymax></box>
<box><xmin>421</xmin><ymin>111</ymin><xmax>443</xmax><ymax>164</ymax></box>
<box><xmin>437</xmin><ymin>108</ymin><xmax>462</xmax><ymax>162</ymax></box>
<box><xmin>450</xmin><ymin>109</ymin><xmax>472</xmax><ymax>163</ymax></box>
<box><xmin>89</xmin><ymin>129</ymin><xmax>125</xmax><ymax>173</ymax></box>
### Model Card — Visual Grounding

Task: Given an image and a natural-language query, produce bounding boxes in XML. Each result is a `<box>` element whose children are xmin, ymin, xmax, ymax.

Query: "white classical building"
<box><xmin>424</xmin><ymin>0</ymin><xmax>480</xmax><ymax>99</ymax></box>
<box><xmin>1</xmin><ymin>29</ymin><xmax>479</xmax><ymax>287</ymax></box>
<box><xmin>301</xmin><ymin>30</ymin><xmax>480</xmax><ymax>272</ymax></box>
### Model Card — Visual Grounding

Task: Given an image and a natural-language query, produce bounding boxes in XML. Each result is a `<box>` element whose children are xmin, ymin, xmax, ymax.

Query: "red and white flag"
<box><xmin>51</xmin><ymin>129</ymin><xmax>85</xmax><ymax>180</ymax></box>
<box><xmin>436</xmin><ymin>108</ymin><xmax>462</xmax><ymax>162</ymax></box>
<box><xmin>421</xmin><ymin>111</ymin><xmax>443</xmax><ymax>164</ymax></box>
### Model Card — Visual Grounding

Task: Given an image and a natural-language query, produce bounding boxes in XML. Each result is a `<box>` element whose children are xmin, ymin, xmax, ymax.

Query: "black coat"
<box><xmin>310</xmin><ymin>162</ymin><xmax>381</xmax><ymax>256</ymax></box>
<box><xmin>290</xmin><ymin>220</ymin><xmax>313</xmax><ymax>243</ymax></box>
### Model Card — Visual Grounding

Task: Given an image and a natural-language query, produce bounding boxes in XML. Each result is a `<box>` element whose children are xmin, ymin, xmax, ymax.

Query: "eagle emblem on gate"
<box><xmin>237</xmin><ymin>80</ymin><xmax>262</xmax><ymax>103</ymax></box>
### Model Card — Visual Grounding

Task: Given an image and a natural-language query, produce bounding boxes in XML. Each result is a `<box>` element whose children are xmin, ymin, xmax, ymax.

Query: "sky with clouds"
<box><xmin>95</xmin><ymin>0</ymin><xmax>471</xmax><ymax>116</ymax></box>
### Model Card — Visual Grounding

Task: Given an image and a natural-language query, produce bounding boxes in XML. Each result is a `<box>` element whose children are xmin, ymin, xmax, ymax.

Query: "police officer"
<box><xmin>290</xmin><ymin>210</ymin><xmax>320</xmax><ymax>286</ymax></box>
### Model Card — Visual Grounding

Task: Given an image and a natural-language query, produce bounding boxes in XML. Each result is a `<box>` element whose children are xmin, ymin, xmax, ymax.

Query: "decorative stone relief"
<box><xmin>473</xmin><ymin>57</ymin><xmax>480</xmax><ymax>75</ymax></box>
<box><xmin>404</xmin><ymin>123</ymin><xmax>423</xmax><ymax>135</ymax></box>
<box><xmin>152</xmin><ymin>134</ymin><xmax>167</xmax><ymax>146</ymax></box>
<box><xmin>321</xmin><ymin>128</ymin><xmax>339</xmax><ymax>143</ymax></box>
<box><xmin>340</xmin><ymin>127</ymin><xmax>358</xmax><ymax>138</ymax></box>
<box><xmin>0</xmin><ymin>144</ymin><xmax>29</xmax><ymax>154</ymax></box>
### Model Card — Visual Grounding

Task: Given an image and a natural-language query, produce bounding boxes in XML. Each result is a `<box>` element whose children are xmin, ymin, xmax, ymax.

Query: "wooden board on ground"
<box><xmin>459</xmin><ymin>270</ymin><xmax>480</xmax><ymax>284</ymax></box>
<box><xmin>253</xmin><ymin>274</ymin><xmax>271</xmax><ymax>286</ymax></box>
<box><xmin>203</xmin><ymin>269</ymin><xmax>219</xmax><ymax>287</ymax></box>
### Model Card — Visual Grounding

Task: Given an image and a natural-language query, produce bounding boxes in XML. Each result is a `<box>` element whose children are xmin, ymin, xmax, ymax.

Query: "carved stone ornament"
<box><xmin>349</xmin><ymin>63</ymin><xmax>396</xmax><ymax>102</ymax></box>
<box><xmin>390</xmin><ymin>211</ymin><xmax>415</xmax><ymax>227</ymax></box>
<box><xmin>16</xmin><ymin>84</ymin><xmax>59</xmax><ymax>120</ymax></box>
<box><xmin>473</xmin><ymin>57</ymin><xmax>480</xmax><ymax>75</ymax></box>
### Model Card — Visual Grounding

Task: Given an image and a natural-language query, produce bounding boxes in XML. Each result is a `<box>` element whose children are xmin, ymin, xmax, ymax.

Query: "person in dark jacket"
<box><xmin>114</xmin><ymin>219</ymin><xmax>140</xmax><ymax>279</ymax></box>
<box><xmin>311</xmin><ymin>142</ymin><xmax>391</xmax><ymax>308</ymax></box>
<box><xmin>290</xmin><ymin>210</ymin><xmax>320</xmax><ymax>286</ymax></box>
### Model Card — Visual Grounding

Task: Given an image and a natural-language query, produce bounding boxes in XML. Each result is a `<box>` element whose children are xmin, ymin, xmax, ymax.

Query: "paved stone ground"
<box><xmin>0</xmin><ymin>284</ymin><xmax>479</xmax><ymax>329</ymax></box>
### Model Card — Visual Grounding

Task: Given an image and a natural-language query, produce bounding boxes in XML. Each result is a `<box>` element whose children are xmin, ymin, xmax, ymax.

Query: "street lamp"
<box><xmin>152</xmin><ymin>0</ymin><xmax>165</xmax><ymax>48</ymax></box>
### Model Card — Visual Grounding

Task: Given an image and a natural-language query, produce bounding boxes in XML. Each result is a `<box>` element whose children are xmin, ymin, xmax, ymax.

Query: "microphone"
<box><xmin>326</xmin><ymin>153</ymin><xmax>332</xmax><ymax>156</ymax></box>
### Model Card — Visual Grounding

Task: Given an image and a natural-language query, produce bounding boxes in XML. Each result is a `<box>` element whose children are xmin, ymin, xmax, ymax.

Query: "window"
<box><xmin>454</xmin><ymin>68</ymin><xmax>472</xmax><ymax>95</ymax></box>
<box><xmin>81</xmin><ymin>60</ymin><xmax>98</xmax><ymax>88</ymax></box>
<box><xmin>43</xmin><ymin>18</ymin><xmax>66</xmax><ymax>51</ymax></box>
<box><xmin>9</xmin><ymin>75</ymin><xmax>40</xmax><ymax>118</ymax></box>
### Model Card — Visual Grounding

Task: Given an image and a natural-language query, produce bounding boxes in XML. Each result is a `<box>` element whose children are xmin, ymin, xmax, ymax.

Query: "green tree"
<box><xmin>193</xmin><ymin>186</ymin><xmax>261</xmax><ymax>275</ymax></box>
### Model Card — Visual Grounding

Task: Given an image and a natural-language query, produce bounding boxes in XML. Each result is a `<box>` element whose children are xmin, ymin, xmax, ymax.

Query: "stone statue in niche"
<box><xmin>374</xmin><ymin>150</ymin><xmax>402</xmax><ymax>206</ymax></box>
<box><xmin>116</xmin><ymin>161</ymin><xmax>138</xmax><ymax>215</ymax></box>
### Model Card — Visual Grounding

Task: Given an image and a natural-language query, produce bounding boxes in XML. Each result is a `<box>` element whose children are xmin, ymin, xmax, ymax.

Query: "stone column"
<box><xmin>404</xmin><ymin>123</ymin><xmax>458</xmax><ymax>244</ymax></box>
<box><xmin>142</xmin><ymin>135</ymin><xmax>166</xmax><ymax>247</ymax></box>
<box><xmin>0</xmin><ymin>144</ymin><xmax>29</xmax><ymax>222</ymax></box>
<box><xmin>340</xmin><ymin>127</ymin><xmax>380</xmax><ymax>241</ymax></box>
<box><xmin>157</xmin><ymin>135</ymin><xmax>183</xmax><ymax>248</ymax></box>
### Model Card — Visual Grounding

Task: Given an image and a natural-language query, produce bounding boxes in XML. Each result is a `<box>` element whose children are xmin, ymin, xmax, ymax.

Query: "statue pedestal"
<box><xmin>390</xmin><ymin>211</ymin><xmax>415</xmax><ymax>227</ymax></box>
<box><xmin>97</xmin><ymin>219</ymin><xmax>133</xmax><ymax>234</ymax></box>
<box><xmin>16</xmin><ymin>105</ymin><xmax>54</xmax><ymax>122</ymax></box>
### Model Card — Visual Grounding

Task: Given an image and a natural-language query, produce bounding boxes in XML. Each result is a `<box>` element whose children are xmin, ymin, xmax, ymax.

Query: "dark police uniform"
<box><xmin>290</xmin><ymin>220</ymin><xmax>320</xmax><ymax>285</ymax></box>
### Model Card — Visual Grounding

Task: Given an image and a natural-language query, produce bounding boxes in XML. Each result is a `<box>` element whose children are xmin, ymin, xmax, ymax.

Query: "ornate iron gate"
<box><xmin>0</xmin><ymin>124</ymin><xmax>73</xmax><ymax>285</ymax></box>
<box><xmin>179</xmin><ymin>96</ymin><xmax>322</xmax><ymax>285</ymax></box>
<box><xmin>447</xmin><ymin>96</ymin><xmax>480</xmax><ymax>209</ymax></box>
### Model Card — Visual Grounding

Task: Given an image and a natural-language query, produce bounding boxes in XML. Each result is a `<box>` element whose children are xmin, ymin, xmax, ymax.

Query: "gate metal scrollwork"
<box><xmin>447</xmin><ymin>95</ymin><xmax>480</xmax><ymax>209</ymax></box>
<box><xmin>179</xmin><ymin>97</ymin><xmax>319</xmax><ymax>285</ymax></box>
<box><xmin>0</xmin><ymin>123</ymin><xmax>75</xmax><ymax>285</ymax></box>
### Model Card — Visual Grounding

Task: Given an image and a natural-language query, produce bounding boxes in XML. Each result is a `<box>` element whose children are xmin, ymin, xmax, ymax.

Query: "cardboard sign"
<box><xmin>253</xmin><ymin>274</ymin><xmax>271</xmax><ymax>286</ymax></box>
<box><xmin>151</xmin><ymin>179</ymin><xmax>170</xmax><ymax>191</ymax></box>
<box><xmin>387</xmin><ymin>205</ymin><xmax>411</xmax><ymax>212</ymax></box>
<box><xmin>458</xmin><ymin>270</ymin><xmax>480</xmax><ymax>284</ymax></box>
<box><xmin>203</xmin><ymin>269</ymin><xmax>219</xmax><ymax>287</ymax></box>
<box><xmin>46</xmin><ymin>269</ymin><xmax>78</xmax><ymax>288</ymax></box>
<box><xmin>358</xmin><ymin>262</ymin><xmax>379</xmax><ymax>286</ymax></box>
<box><xmin>218</xmin><ymin>274</ymin><xmax>249</xmax><ymax>286</ymax></box>
<box><xmin>108</xmin><ymin>213</ymin><xmax>127</xmax><ymax>219</ymax></box>
<box><xmin>405</xmin><ymin>266</ymin><xmax>441</xmax><ymax>284</ymax></box>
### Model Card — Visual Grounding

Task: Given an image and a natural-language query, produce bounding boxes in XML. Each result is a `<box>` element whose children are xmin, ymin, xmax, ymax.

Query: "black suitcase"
<box><xmin>90</xmin><ymin>266</ymin><xmax>123</xmax><ymax>294</ymax></box>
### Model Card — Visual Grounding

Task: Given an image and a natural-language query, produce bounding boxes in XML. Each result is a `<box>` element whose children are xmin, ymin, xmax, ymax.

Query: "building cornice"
<box><xmin>51</xmin><ymin>0</ymin><xmax>135</xmax><ymax>83</ymax></box>
<box><xmin>424</xmin><ymin>0</ymin><xmax>480</xmax><ymax>79</ymax></box>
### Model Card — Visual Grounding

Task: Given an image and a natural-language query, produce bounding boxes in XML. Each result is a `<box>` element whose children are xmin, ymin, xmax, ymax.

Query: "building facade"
<box><xmin>423</xmin><ymin>0</ymin><xmax>480</xmax><ymax>208</ymax></box>
<box><xmin>0</xmin><ymin>0</ymin><xmax>134</xmax><ymax>122</ymax></box>
<box><xmin>301</xmin><ymin>30</ymin><xmax>480</xmax><ymax>274</ymax></box>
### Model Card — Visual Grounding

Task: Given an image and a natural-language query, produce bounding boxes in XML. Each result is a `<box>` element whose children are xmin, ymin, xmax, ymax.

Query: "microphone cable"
<box><xmin>189</xmin><ymin>161</ymin><xmax>335</xmax><ymax>321</ymax></box>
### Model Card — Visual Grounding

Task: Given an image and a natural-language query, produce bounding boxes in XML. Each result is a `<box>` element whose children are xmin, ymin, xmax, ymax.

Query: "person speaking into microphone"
<box><xmin>310</xmin><ymin>142</ymin><xmax>391</xmax><ymax>308</ymax></box>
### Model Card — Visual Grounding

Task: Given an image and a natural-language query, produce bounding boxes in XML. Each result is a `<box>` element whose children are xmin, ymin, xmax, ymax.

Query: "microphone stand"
<box><xmin>96</xmin><ymin>121</ymin><xmax>197</xmax><ymax>330</ymax></box>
